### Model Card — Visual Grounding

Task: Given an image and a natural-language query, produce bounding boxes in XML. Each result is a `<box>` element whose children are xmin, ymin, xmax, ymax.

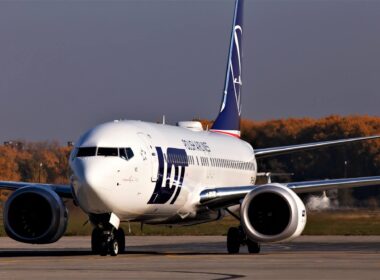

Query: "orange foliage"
<box><xmin>0</xmin><ymin>141</ymin><xmax>72</xmax><ymax>184</ymax></box>
<box><xmin>0</xmin><ymin>146</ymin><xmax>23</xmax><ymax>181</ymax></box>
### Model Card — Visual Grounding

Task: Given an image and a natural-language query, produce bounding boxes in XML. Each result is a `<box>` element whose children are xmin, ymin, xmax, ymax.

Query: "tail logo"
<box><xmin>211</xmin><ymin>0</ymin><xmax>244</xmax><ymax>136</ymax></box>
<box><xmin>221</xmin><ymin>25</ymin><xmax>243</xmax><ymax>115</ymax></box>
<box><xmin>233</xmin><ymin>25</ymin><xmax>243</xmax><ymax>115</ymax></box>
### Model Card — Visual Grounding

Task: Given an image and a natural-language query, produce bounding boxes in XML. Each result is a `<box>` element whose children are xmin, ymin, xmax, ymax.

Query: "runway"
<box><xmin>1</xmin><ymin>236</ymin><xmax>380</xmax><ymax>280</ymax></box>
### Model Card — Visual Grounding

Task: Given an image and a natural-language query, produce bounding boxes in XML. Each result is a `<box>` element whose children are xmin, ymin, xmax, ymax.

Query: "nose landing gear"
<box><xmin>92</xmin><ymin>227</ymin><xmax>125</xmax><ymax>256</ymax></box>
<box><xmin>90</xmin><ymin>213</ymin><xmax>125</xmax><ymax>256</ymax></box>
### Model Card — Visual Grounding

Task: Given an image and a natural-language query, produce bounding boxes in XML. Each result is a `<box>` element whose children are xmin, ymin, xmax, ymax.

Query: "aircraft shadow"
<box><xmin>0</xmin><ymin>250</ymin><xmax>93</xmax><ymax>257</ymax></box>
<box><xmin>1</xmin><ymin>241</ymin><xmax>380</xmax><ymax>257</ymax></box>
<box><xmin>0</xmin><ymin>250</ymin><xmax>230</xmax><ymax>258</ymax></box>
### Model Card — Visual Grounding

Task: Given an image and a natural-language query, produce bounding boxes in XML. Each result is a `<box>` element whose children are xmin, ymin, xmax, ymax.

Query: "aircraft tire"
<box><xmin>246</xmin><ymin>238</ymin><xmax>260</xmax><ymax>254</ymax></box>
<box><xmin>91</xmin><ymin>228</ymin><xmax>102</xmax><ymax>254</ymax></box>
<box><xmin>115</xmin><ymin>228</ymin><xmax>125</xmax><ymax>254</ymax></box>
<box><xmin>99</xmin><ymin>242</ymin><xmax>108</xmax><ymax>256</ymax></box>
<box><xmin>109</xmin><ymin>238</ymin><xmax>119</xmax><ymax>256</ymax></box>
<box><xmin>98</xmin><ymin>236</ymin><xmax>109</xmax><ymax>256</ymax></box>
<box><xmin>227</xmin><ymin>227</ymin><xmax>240</xmax><ymax>254</ymax></box>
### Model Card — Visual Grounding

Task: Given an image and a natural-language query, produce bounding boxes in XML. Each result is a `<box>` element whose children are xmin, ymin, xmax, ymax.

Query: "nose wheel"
<box><xmin>91</xmin><ymin>227</ymin><xmax>125</xmax><ymax>256</ymax></box>
<box><xmin>226</xmin><ymin>226</ymin><xmax>260</xmax><ymax>254</ymax></box>
<box><xmin>109</xmin><ymin>237</ymin><xmax>119</xmax><ymax>256</ymax></box>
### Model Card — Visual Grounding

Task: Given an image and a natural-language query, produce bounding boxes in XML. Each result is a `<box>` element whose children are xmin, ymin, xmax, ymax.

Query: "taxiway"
<box><xmin>0</xmin><ymin>236</ymin><xmax>380</xmax><ymax>280</ymax></box>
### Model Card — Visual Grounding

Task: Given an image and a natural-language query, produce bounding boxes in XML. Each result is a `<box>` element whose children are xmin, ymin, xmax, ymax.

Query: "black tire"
<box><xmin>99</xmin><ymin>239</ymin><xmax>109</xmax><ymax>256</ymax></box>
<box><xmin>227</xmin><ymin>227</ymin><xmax>240</xmax><ymax>254</ymax></box>
<box><xmin>109</xmin><ymin>238</ymin><xmax>119</xmax><ymax>256</ymax></box>
<box><xmin>116</xmin><ymin>228</ymin><xmax>125</xmax><ymax>254</ymax></box>
<box><xmin>91</xmin><ymin>228</ymin><xmax>102</xmax><ymax>254</ymax></box>
<box><xmin>247</xmin><ymin>239</ymin><xmax>261</xmax><ymax>254</ymax></box>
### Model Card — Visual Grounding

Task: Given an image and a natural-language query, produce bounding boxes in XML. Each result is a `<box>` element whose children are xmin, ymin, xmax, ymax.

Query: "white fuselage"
<box><xmin>70</xmin><ymin>120</ymin><xmax>257</xmax><ymax>224</ymax></box>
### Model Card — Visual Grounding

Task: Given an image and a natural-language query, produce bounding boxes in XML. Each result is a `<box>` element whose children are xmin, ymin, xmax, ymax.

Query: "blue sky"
<box><xmin>0</xmin><ymin>0</ymin><xmax>379</xmax><ymax>142</ymax></box>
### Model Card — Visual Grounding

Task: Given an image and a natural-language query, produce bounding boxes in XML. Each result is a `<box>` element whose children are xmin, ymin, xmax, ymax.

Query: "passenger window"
<box><xmin>98</xmin><ymin>147</ymin><xmax>118</xmax><ymax>157</ymax></box>
<box><xmin>77</xmin><ymin>147</ymin><xmax>97</xmax><ymax>157</ymax></box>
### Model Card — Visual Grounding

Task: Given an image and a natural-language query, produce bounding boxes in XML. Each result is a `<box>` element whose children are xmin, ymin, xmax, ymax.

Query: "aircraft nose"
<box><xmin>74</xmin><ymin>159</ymin><xmax>99</xmax><ymax>187</ymax></box>
<box><xmin>82</xmin><ymin>162</ymin><xmax>104</xmax><ymax>191</ymax></box>
<box><xmin>71</xmin><ymin>158</ymin><xmax>113</xmax><ymax>213</ymax></box>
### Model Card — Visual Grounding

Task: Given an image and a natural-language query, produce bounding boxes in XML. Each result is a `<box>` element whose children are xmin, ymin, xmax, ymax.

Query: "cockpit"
<box><xmin>74</xmin><ymin>147</ymin><xmax>134</xmax><ymax>161</ymax></box>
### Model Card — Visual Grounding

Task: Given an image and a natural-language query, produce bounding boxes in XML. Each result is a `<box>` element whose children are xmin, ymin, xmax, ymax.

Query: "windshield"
<box><xmin>119</xmin><ymin>148</ymin><xmax>134</xmax><ymax>160</ymax></box>
<box><xmin>76</xmin><ymin>147</ymin><xmax>97</xmax><ymax>157</ymax></box>
<box><xmin>97</xmin><ymin>147</ymin><xmax>119</xmax><ymax>157</ymax></box>
<box><xmin>75</xmin><ymin>146</ymin><xmax>134</xmax><ymax>160</ymax></box>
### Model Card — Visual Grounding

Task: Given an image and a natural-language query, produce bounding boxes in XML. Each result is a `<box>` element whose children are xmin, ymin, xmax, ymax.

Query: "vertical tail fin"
<box><xmin>210</xmin><ymin>0</ymin><xmax>243</xmax><ymax>138</ymax></box>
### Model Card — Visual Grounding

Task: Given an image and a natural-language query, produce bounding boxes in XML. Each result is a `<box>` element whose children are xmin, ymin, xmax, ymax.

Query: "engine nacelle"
<box><xmin>241</xmin><ymin>183</ymin><xmax>307</xmax><ymax>243</ymax></box>
<box><xmin>3</xmin><ymin>187</ymin><xmax>68</xmax><ymax>244</ymax></box>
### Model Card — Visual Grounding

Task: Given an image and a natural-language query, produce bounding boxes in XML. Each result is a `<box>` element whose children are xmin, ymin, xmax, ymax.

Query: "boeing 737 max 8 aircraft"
<box><xmin>1</xmin><ymin>0</ymin><xmax>380</xmax><ymax>256</ymax></box>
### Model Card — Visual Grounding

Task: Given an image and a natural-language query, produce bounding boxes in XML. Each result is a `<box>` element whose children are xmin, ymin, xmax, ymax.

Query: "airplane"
<box><xmin>1</xmin><ymin>0</ymin><xmax>380</xmax><ymax>256</ymax></box>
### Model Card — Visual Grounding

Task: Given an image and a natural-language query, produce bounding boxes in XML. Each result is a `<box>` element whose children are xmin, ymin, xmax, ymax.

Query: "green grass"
<box><xmin>303</xmin><ymin>210</ymin><xmax>380</xmax><ymax>235</ymax></box>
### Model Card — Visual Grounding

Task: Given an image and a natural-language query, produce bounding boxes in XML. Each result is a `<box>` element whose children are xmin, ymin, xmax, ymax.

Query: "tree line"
<box><xmin>1</xmin><ymin>115</ymin><xmax>380</xmax><ymax>206</ymax></box>
<box><xmin>204</xmin><ymin>115</ymin><xmax>380</xmax><ymax>207</ymax></box>
<box><xmin>0</xmin><ymin>141</ymin><xmax>71</xmax><ymax>184</ymax></box>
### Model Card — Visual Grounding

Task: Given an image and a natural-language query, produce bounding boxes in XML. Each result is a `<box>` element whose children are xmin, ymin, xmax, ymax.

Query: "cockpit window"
<box><xmin>75</xmin><ymin>146</ymin><xmax>133</xmax><ymax>159</ymax></box>
<box><xmin>126</xmin><ymin>148</ymin><xmax>134</xmax><ymax>159</ymax></box>
<box><xmin>76</xmin><ymin>147</ymin><xmax>97</xmax><ymax>157</ymax></box>
<box><xmin>119</xmin><ymin>148</ymin><xmax>134</xmax><ymax>160</ymax></box>
<box><xmin>97</xmin><ymin>147</ymin><xmax>118</xmax><ymax>157</ymax></box>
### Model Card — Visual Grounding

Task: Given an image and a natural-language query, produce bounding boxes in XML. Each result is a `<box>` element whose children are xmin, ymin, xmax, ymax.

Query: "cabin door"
<box><xmin>137</xmin><ymin>132</ymin><xmax>158</xmax><ymax>182</ymax></box>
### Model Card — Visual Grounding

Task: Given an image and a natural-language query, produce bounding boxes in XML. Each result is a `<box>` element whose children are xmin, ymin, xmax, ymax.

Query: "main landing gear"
<box><xmin>224</xmin><ymin>208</ymin><xmax>260</xmax><ymax>254</ymax></box>
<box><xmin>226</xmin><ymin>226</ymin><xmax>260</xmax><ymax>254</ymax></box>
<box><xmin>90</xmin><ymin>214</ymin><xmax>125</xmax><ymax>256</ymax></box>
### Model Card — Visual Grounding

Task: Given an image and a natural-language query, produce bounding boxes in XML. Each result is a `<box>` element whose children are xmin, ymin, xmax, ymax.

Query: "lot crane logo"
<box><xmin>148</xmin><ymin>147</ymin><xmax>188</xmax><ymax>204</ymax></box>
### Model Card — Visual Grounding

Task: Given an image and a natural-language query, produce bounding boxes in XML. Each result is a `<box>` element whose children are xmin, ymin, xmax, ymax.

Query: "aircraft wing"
<box><xmin>0</xmin><ymin>181</ymin><xmax>72</xmax><ymax>198</ymax></box>
<box><xmin>254</xmin><ymin>135</ymin><xmax>380</xmax><ymax>159</ymax></box>
<box><xmin>199</xmin><ymin>176</ymin><xmax>380</xmax><ymax>208</ymax></box>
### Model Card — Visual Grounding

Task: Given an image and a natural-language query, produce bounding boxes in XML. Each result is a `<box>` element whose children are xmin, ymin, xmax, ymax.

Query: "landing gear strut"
<box><xmin>90</xmin><ymin>213</ymin><xmax>125</xmax><ymax>256</ymax></box>
<box><xmin>226</xmin><ymin>226</ymin><xmax>260</xmax><ymax>254</ymax></box>
<box><xmin>91</xmin><ymin>227</ymin><xmax>125</xmax><ymax>256</ymax></box>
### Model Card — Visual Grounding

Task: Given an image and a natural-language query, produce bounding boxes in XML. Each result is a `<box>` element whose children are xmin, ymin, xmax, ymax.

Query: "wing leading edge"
<box><xmin>0</xmin><ymin>181</ymin><xmax>72</xmax><ymax>198</ymax></box>
<box><xmin>254</xmin><ymin>135</ymin><xmax>380</xmax><ymax>159</ymax></box>
<box><xmin>199</xmin><ymin>176</ymin><xmax>380</xmax><ymax>209</ymax></box>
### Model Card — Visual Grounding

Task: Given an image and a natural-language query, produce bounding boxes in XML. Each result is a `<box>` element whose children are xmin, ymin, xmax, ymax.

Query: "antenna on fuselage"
<box><xmin>162</xmin><ymin>115</ymin><xmax>166</xmax><ymax>125</ymax></box>
<box><xmin>257</xmin><ymin>172</ymin><xmax>294</xmax><ymax>184</ymax></box>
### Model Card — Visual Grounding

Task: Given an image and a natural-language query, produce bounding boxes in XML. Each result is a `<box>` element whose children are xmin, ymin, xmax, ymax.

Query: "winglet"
<box><xmin>210</xmin><ymin>0</ymin><xmax>244</xmax><ymax>138</ymax></box>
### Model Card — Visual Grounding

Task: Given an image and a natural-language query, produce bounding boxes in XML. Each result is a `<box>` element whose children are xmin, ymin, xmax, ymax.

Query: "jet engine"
<box><xmin>3</xmin><ymin>187</ymin><xmax>68</xmax><ymax>244</ymax></box>
<box><xmin>241</xmin><ymin>183</ymin><xmax>307</xmax><ymax>243</ymax></box>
